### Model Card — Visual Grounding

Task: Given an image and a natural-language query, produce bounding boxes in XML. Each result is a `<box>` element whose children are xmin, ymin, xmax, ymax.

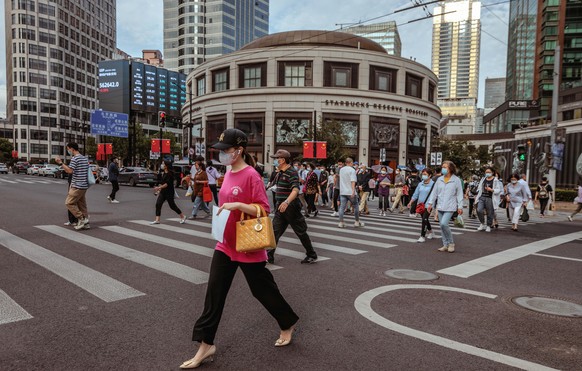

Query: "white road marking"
<box><xmin>157</xmin><ymin>219</ymin><xmax>331</xmax><ymax>261</ymax></box>
<box><xmin>317</xmin><ymin>213</ymin><xmax>472</xmax><ymax>233</ymax></box>
<box><xmin>354</xmin><ymin>284</ymin><xmax>558</xmax><ymax>371</ymax></box>
<box><xmin>306</xmin><ymin>222</ymin><xmax>419</xmax><ymax>243</ymax></box>
<box><xmin>0</xmin><ymin>289</ymin><xmax>33</xmax><ymax>325</ymax></box>
<box><xmin>533</xmin><ymin>253</ymin><xmax>582</xmax><ymax>263</ymax></box>
<box><xmin>37</xmin><ymin>225</ymin><xmax>209</xmax><ymax>284</ymax></box>
<box><xmin>438</xmin><ymin>231</ymin><xmax>582</xmax><ymax>278</ymax></box>
<box><xmin>307</xmin><ymin>218</ymin><xmax>457</xmax><ymax>237</ymax></box>
<box><xmin>0</xmin><ymin>229</ymin><xmax>144</xmax><ymax>302</ymax></box>
<box><xmin>0</xmin><ymin>178</ymin><xmax>18</xmax><ymax>184</ymax></box>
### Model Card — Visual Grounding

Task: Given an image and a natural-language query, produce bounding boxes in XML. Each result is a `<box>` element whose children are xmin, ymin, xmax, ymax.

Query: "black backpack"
<box><xmin>469</xmin><ymin>181</ymin><xmax>479</xmax><ymax>195</ymax></box>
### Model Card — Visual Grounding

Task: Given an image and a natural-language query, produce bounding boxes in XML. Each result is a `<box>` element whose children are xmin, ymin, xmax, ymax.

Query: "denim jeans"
<box><xmin>477</xmin><ymin>197</ymin><xmax>495</xmax><ymax>226</ymax></box>
<box><xmin>438</xmin><ymin>211</ymin><xmax>454</xmax><ymax>246</ymax></box>
<box><xmin>339</xmin><ymin>194</ymin><xmax>360</xmax><ymax>222</ymax></box>
<box><xmin>191</xmin><ymin>195</ymin><xmax>210</xmax><ymax>216</ymax></box>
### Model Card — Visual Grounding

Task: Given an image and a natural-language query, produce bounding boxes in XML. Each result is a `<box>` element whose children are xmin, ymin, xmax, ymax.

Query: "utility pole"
<box><xmin>548</xmin><ymin>45</ymin><xmax>560</xmax><ymax>215</ymax></box>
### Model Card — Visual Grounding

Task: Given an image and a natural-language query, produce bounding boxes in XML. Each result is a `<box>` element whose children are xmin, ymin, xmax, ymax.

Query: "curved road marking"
<box><xmin>354</xmin><ymin>284</ymin><xmax>558</xmax><ymax>371</ymax></box>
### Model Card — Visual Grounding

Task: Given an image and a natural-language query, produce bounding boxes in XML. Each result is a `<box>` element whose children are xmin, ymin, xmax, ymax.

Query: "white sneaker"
<box><xmin>382</xmin><ymin>212</ymin><xmax>386</xmax><ymax>216</ymax></box>
<box><xmin>106</xmin><ymin>195</ymin><xmax>112</xmax><ymax>203</ymax></box>
<box><xmin>568</xmin><ymin>216</ymin><xmax>573</xmax><ymax>222</ymax></box>
<box><xmin>179</xmin><ymin>217</ymin><xmax>186</xmax><ymax>224</ymax></box>
<box><xmin>150</xmin><ymin>220</ymin><xmax>160</xmax><ymax>225</ymax></box>
<box><xmin>426</xmin><ymin>232</ymin><xmax>435</xmax><ymax>239</ymax></box>
<box><xmin>485</xmin><ymin>226</ymin><xmax>491</xmax><ymax>232</ymax></box>
<box><xmin>74</xmin><ymin>218</ymin><xmax>89</xmax><ymax>230</ymax></box>
<box><xmin>331</xmin><ymin>212</ymin><xmax>338</xmax><ymax>217</ymax></box>
<box><xmin>408</xmin><ymin>214</ymin><xmax>415</xmax><ymax>218</ymax></box>
<box><xmin>417</xmin><ymin>236</ymin><xmax>426</xmax><ymax>243</ymax></box>
<box><xmin>477</xmin><ymin>224</ymin><xmax>486</xmax><ymax>231</ymax></box>
<box><xmin>338</xmin><ymin>221</ymin><xmax>345</xmax><ymax>228</ymax></box>
<box><xmin>64</xmin><ymin>221</ymin><xmax>72</xmax><ymax>226</ymax></box>
<box><xmin>111</xmin><ymin>199</ymin><xmax>120</xmax><ymax>204</ymax></box>
<box><xmin>379</xmin><ymin>211</ymin><xmax>384</xmax><ymax>216</ymax></box>
<box><xmin>354</xmin><ymin>221</ymin><xmax>364</xmax><ymax>228</ymax></box>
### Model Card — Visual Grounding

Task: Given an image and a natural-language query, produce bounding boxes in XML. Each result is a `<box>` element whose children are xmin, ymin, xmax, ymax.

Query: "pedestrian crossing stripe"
<box><xmin>0</xmin><ymin>177</ymin><xmax>64</xmax><ymax>184</ymax></box>
<box><xmin>0</xmin><ymin>289</ymin><xmax>33</xmax><ymax>325</ymax></box>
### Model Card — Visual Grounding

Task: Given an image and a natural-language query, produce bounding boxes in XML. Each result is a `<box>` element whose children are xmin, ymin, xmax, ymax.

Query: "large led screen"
<box><xmin>98</xmin><ymin>60</ymin><xmax>130</xmax><ymax>114</ymax></box>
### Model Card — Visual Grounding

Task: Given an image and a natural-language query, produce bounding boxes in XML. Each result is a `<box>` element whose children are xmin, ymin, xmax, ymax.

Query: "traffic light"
<box><xmin>158</xmin><ymin>111</ymin><xmax>166</xmax><ymax>128</ymax></box>
<box><xmin>517</xmin><ymin>144</ymin><xmax>526</xmax><ymax>162</ymax></box>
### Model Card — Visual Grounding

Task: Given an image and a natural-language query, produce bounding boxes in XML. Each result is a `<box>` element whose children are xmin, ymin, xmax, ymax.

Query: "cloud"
<box><xmin>115</xmin><ymin>1</ymin><xmax>164</xmax><ymax>57</ymax></box>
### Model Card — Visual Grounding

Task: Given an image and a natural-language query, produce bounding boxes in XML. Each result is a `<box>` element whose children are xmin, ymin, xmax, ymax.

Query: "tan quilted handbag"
<box><xmin>235</xmin><ymin>204</ymin><xmax>276</xmax><ymax>253</ymax></box>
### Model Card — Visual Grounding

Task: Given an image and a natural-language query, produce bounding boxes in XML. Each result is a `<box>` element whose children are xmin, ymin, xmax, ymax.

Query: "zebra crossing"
<box><xmin>0</xmin><ymin>206</ymin><xmax>551</xmax><ymax>326</ymax></box>
<box><xmin>0</xmin><ymin>176</ymin><xmax>65</xmax><ymax>185</ymax></box>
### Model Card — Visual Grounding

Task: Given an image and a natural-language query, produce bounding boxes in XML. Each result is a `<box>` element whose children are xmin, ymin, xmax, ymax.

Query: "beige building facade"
<box><xmin>182</xmin><ymin>31</ymin><xmax>441</xmax><ymax>170</ymax></box>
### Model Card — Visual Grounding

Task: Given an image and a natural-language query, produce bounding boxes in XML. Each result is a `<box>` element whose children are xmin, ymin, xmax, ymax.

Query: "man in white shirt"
<box><xmin>519</xmin><ymin>174</ymin><xmax>532</xmax><ymax>200</ymax></box>
<box><xmin>337</xmin><ymin>157</ymin><xmax>365</xmax><ymax>228</ymax></box>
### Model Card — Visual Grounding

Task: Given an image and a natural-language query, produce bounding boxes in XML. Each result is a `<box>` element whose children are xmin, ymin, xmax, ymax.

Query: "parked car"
<box><xmin>26</xmin><ymin>164</ymin><xmax>42</xmax><ymax>175</ymax></box>
<box><xmin>117</xmin><ymin>167</ymin><xmax>157</xmax><ymax>187</ymax></box>
<box><xmin>0</xmin><ymin>163</ymin><xmax>8</xmax><ymax>174</ymax></box>
<box><xmin>39</xmin><ymin>164</ymin><xmax>60</xmax><ymax>177</ymax></box>
<box><xmin>13</xmin><ymin>161</ymin><xmax>30</xmax><ymax>174</ymax></box>
<box><xmin>53</xmin><ymin>166</ymin><xmax>67</xmax><ymax>179</ymax></box>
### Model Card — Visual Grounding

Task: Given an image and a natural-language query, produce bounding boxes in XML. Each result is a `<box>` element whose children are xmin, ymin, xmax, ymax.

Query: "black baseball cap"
<box><xmin>211</xmin><ymin>128</ymin><xmax>248</xmax><ymax>150</ymax></box>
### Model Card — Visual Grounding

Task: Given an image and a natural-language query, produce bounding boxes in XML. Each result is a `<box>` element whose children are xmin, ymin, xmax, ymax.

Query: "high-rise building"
<box><xmin>5</xmin><ymin>0</ymin><xmax>117</xmax><ymax>161</ymax></box>
<box><xmin>431</xmin><ymin>0</ymin><xmax>481</xmax><ymax>134</ymax></box>
<box><xmin>535</xmin><ymin>0</ymin><xmax>582</xmax><ymax>118</ymax></box>
<box><xmin>505</xmin><ymin>0</ymin><xmax>537</xmax><ymax>101</ymax></box>
<box><xmin>484</xmin><ymin>77</ymin><xmax>506</xmax><ymax>114</ymax></box>
<box><xmin>342</xmin><ymin>21</ymin><xmax>402</xmax><ymax>56</ymax></box>
<box><xmin>163</xmin><ymin>0</ymin><xmax>269</xmax><ymax>75</ymax></box>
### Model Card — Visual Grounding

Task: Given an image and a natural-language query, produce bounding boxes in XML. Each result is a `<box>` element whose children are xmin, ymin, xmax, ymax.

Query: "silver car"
<box><xmin>39</xmin><ymin>164</ymin><xmax>60</xmax><ymax>177</ymax></box>
<box><xmin>0</xmin><ymin>163</ymin><xmax>8</xmax><ymax>174</ymax></box>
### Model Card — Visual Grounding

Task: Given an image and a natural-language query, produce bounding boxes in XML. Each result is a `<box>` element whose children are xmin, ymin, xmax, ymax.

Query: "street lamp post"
<box><xmin>171</xmin><ymin>80</ymin><xmax>194</xmax><ymax>164</ymax></box>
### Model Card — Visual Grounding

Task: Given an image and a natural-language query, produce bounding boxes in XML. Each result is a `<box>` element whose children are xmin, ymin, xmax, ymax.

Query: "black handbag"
<box><xmin>520</xmin><ymin>207</ymin><xmax>530</xmax><ymax>222</ymax></box>
<box><xmin>499</xmin><ymin>198</ymin><xmax>507</xmax><ymax>209</ymax></box>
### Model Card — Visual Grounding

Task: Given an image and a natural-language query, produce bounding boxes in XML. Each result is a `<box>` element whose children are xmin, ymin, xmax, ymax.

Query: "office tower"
<box><xmin>5</xmin><ymin>0</ymin><xmax>116</xmax><ymax>161</ymax></box>
<box><xmin>163</xmin><ymin>0</ymin><xmax>269</xmax><ymax>75</ymax></box>
<box><xmin>342</xmin><ymin>21</ymin><xmax>402</xmax><ymax>56</ymax></box>
<box><xmin>505</xmin><ymin>0</ymin><xmax>537</xmax><ymax>101</ymax></box>
<box><xmin>484</xmin><ymin>77</ymin><xmax>506</xmax><ymax>114</ymax></box>
<box><xmin>431</xmin><ymin>0</ymin><xmax>481</xmax><ymax>134</ymax></box>
<box><xmin>535</xmin><ymin>0</ymin><xmax>582</xmax><ymax>118</ymax></box>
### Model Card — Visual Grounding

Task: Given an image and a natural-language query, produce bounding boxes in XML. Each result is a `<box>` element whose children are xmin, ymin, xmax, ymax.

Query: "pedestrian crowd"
<box><xmin>52</xmin><ymin>136</ymin><xmax>578</xmax><ymax>369</ymax></box>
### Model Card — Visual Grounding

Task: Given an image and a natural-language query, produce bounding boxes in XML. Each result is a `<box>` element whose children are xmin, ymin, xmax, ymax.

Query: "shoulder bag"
<box><xmin>87</xmin><ymin>166</ymin><xmax>96</xmax><ymax>186</ymax></box>
<box><xmin>236</xmin><ymin>204</ymin><xmax>276</xmax><ymax>253</ymax></box>
<box><xmin>416</xmin><ymin>181</ymin><xmax>436</xmax><ymax>215</ymax></box>
<box><xmin>202</xmin><ymin>184</ymin><xmax>213</xmax><ymax>203</ymax></box>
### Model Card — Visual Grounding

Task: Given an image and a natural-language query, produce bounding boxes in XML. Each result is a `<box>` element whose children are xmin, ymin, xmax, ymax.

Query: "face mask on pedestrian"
<box><xmin>273</xmin><ymin>159</ymin><xmax>279</xmax><ymax>168</ymax></box>
<box><xmin>511</xmin><ymin>179</ymin><xmax>518</xmax><ymax>184</ymax></box>
<box><xmin>67</xmin><ymin>149</ymin><xmax>72</xmax><ymax>156</ymax></box>
<box><xmin>485</xmin><ymin>172</ymin><xmax>493</xmax><ymax>178</ymax></box>
<box><xmin>422</xmin><ymin>174</ymin><xmax>429</xmax><ymax>181</ymax></box>
<box><xmin>381</xmin><ymin>170</ymin><xmax>387</xmax><ymax>174</ymax></box>
<box><xmin>219</xmin><ymin>149</ymin><xmax>239</xmax><ymax>166</ymax></box>
<box><xmin>160</xmin><ymin>163</ymin><xmax>166</xmax><ymax>170</ymax></box>
<box><xmin>441</xmin><ymin>168</ymin><xmax>448</xmax><ymax>176</ymax></box>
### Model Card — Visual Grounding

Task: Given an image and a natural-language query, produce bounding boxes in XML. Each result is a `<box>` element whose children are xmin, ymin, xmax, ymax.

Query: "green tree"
<box><xmin>0</xmin><ymin>138</ymin><xmax>14</xmax><ymax>163</ymax></box>
<box><xmin>308</xmin><ymin>119</ymin><xmax>351</xmax><ymax>166</ymax></box>
<box><xmin>436</xmin><ymin>138</ymin><xmax>492</xmax><ymax>179</ymax></box>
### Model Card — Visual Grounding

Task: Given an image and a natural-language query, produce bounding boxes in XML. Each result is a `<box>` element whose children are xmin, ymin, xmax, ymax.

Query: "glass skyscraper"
<box><xmin>163</xmin><ymin>0</ymin><xmax>269</xmax><ymax>75</ymax></box>
<box><xmin>505</xmin><ymin>0</ymin><xmax>537</xmax><ymax>101</ymax></box>
<box><xmin>431</xmin><ymin>0</ymin><xmax>481</xmax><ymax>134</ymax></box>
<box><xmin>342</xmin><ymin>21</ymin><xmax>402</xmax><ymax>56</ymax></box>
<box><xmin>5</xmin><ymin>0</ymin><xmax>116</xmax><ymax>161</ymax></box>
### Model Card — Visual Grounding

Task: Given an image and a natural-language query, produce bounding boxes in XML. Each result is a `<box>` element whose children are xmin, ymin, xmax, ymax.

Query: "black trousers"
<box><xmin>268</xmin><ymin>200</ymin><xmax>317</xmax><ymax>261</ymax></box>
<box><xmin>421</xmin><ymin>210</ymin><xmax>432</xmax><ymax>237</ymax></box>
<box><xmin>209</xmin><ymin>184</ymin><xmax>219</xmax><ymax>205</ymax></box>
<box><xmin>539</xmin><ymin>198</ymin><xmax>549</xmax><ymax>215</ymax></box>
<box><xmin>409</xmin><ymin>200</ymin><xmax>417</xmax><ymax>215</ymax></box>
<box><xmin>155</xmin><ymin>192</ymin><xmax>182</xmax><ymax>217</ymax></box>
<box><xmin>109</xmin><ymin>180</ymin><xmax>119</xmax><ymax>200</ymax></box>
<box><xmin>379</xmin><ymin>194</ymin><xmax>390</xmax><ymax>211</ymax></box>
<box><xmin>192</xmin><ymin>250</ymin><xmax>298</xmax><ymax>345</ymax></box>
<box><xmin>67</xmin><ymin>210</ymin><xmax>78</xmax><ymax>223</ymax></box>
<box><xmin>320</xmin><ymin>188</ymin><xmax>329</xmax><ymax>205</ymax></box>
<box><xmin>305</xmin><ymin>193</ymin><xmax>317</xmax><ymax>214</ymax></box>
<box><xmin>468</xmin><ymin>198</ymin><xmax>475</xmax><ymax>216</ymax></box>
<box><xmin>332</xmin><ymin>189</ymin><xmax>340</xmax><ymax>212</ymax></box>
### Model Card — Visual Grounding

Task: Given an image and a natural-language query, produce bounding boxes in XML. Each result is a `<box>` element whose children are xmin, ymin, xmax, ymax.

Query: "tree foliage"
<box><xmin>0</xmin><ymin>138</ymin><xmax>14</xmax><ymax>163</ymax></box>
<box><xmin>436</xmin><ymin>138</ymin><xmax>492</xmax><ymax>179</ymax></box>
<box><xmin>309</xmin><ymin>119</ymin><xmax>351</xmax><ymax>166</ymax></box>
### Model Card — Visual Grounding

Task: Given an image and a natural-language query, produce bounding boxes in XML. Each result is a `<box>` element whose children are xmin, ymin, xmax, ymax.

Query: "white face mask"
<box><xmin>160</xmin><ymin>163</ymin><xmax>166</xmax><ymax>170</ymax></box>
<box><xmin>511</xmin><ymin>180</ymin><xmax>518</xmax><ymax>184</ymax></box>
<box><xmin>381</xmin><ymin>170</ymin><xmax>387</xmax><ymax>174</ymax></box>
<box><xmin>219</xmin><ymin>150</ymin><xmax>239</xmax><ymax>166</ymax></box>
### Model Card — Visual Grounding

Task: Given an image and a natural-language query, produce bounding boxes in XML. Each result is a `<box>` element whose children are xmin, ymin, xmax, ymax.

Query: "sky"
<box><xmin>0</xmin><ymin>0</ymin><xmax>510</xmax><ymax>119</ymax></box>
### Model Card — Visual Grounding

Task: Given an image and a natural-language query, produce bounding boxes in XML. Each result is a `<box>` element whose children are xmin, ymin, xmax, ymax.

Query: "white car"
<box><xmin>0</xmin><ymin>163</ymin><xmax>8</xmax><ymax>174</ymax></box>
<box><xmin>39</xmin><ymin>164</ymin><xmax>60</xmax><ymax>177</ymax></box>
<box><xmin>27</xmin><ymin>164</ymin><xmax>41</xmax><ymax>175</ymax></box>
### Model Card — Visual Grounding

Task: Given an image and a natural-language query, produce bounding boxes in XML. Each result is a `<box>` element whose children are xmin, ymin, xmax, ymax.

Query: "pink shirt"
<box><xmin>215</xmin><ymin>165</ymin><xmax>271</xmax><ymax>263</ymax></box>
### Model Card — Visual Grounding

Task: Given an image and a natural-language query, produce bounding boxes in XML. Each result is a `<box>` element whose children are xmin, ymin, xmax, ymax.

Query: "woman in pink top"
<box><xmin>180</xmin><ymin>129</ymin><xmax>298</xmax><ymax>369</ymax></box>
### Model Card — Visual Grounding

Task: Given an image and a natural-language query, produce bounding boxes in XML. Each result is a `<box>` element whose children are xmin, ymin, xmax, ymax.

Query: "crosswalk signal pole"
<box><xmin>548</xmin><ymin>46</ymin><xmax>560</xmax><ymax>216</ymax></box>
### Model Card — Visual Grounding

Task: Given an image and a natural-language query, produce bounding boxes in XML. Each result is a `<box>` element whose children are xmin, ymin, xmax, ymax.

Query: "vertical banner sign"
<box><xmin>303</xmin><ymin>141</ymin><xmax>314</xmax><ymax>159</ymax></box>
<box><xmin>151</xmin><ymin>139</ymin><xmax>161</xmax><ymax>153</ymax></box>
<box><xmin>162</xmin><ymin>139</ymin><xmax>171</xmax><ymax>154</ymax></box>
<box><xmin>316</xmin><ymin>141</ymin><xmax>327</xmax><ymax>159</ymax></box>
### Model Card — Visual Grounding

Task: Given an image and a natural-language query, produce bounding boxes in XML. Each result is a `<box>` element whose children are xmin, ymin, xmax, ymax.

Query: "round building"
<box><xmin>182</xmin><ymin>30</ymin><xmax>441</xmax><ymax>170</ymax></box>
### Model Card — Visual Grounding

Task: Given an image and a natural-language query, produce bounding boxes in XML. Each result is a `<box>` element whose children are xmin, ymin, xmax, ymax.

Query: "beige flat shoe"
<box><xmin>180</xmin><ymin>345</ymin><xmax>216</xmax><ymax>369</ymax></box>
<box><xmin>275</xmin><ymin>326</ymin><xmax>296</xmax><ymax>347</ymax></box>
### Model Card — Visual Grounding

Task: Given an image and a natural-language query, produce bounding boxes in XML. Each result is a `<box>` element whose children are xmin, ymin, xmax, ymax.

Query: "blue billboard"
<box><xmin>90</xmin><ymin>110</ymin><xmax>129</xmax><ymax>138</ymax></box>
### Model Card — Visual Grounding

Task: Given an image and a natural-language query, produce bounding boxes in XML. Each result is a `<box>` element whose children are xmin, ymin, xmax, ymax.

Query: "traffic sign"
<box><xmin>430</xmin><ymin>152</ymin><xmax>443</xmax><ymax>166</ymax></box>
<box><xmin>150</xmin><ymin>151</ymin><xmax>160</xmax><ymax>159</ymax></box>
<box><xmin>90</xmin><ymin>110</ymin><xmax>129</xmax><ymax>138</ymax></box>
<box><xmin>195</xmin><ymin>142</ymin><xmax>205</xmax><ymax>156</ymax></box>
<box><xmin>188</xmin><ymin>147</ymin><xmax>195</xmax><ymax>156</ymax></box>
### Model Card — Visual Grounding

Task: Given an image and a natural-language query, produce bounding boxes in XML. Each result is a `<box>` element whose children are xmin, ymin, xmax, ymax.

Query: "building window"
<box><xmin>324</xmin><ymin>62</ymin><xmax>358</xmax><ymax>88</ymax></box>
<box><xmin>278</xmin><ymin>61</ymin><xmax>313</xmax><ymax>87</ymax></box>
<box><xmin>196</xmin><ymin>76</ymin><xmax>205</xmax><ymax>96</ymax></box>
<box><xmin>428</xmin><ymin>82</ymin><xmax>436</xmax><ymax>103</ymax></box>
<box><xmin>212</xmin><ymin>68</ymin><xmax>229</xmax><ymax>92</ymax></box>
<box><xmin>369</xmin><ymin>66</ymin><xmax>396</xmax><ymax>92</ymax></box>
<box><xmin>239</xmin><ymin>63</ymin><xmax>266</xmax><ymax>88</ymax></box>
<box><xmin>405</xmin><ymin>73</ymin><xmax>423</xmax><ymax>98</ymax></box>
<box><xmin>275</xmin><ymin>116</ymin><xmax>311</xmax><ymax>144</ymax></box>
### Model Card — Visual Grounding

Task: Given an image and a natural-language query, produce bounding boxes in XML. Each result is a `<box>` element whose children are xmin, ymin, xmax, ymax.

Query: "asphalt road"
<box><xmin>0</xmin><ymin>173</ymin><xmax>581</xmax><ymax>370</ymax></box>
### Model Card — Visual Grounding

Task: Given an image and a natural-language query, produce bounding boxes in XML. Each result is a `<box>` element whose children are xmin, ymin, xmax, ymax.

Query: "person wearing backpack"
<box><xmin>466</xmin><ymin>175</ymin><xmax>479</xmax><ymax>219</ymax></box>
<box><xmin>535</xmin><ymin>176</ymin><xmax>553</xmax><ymax>217</ymax></box>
